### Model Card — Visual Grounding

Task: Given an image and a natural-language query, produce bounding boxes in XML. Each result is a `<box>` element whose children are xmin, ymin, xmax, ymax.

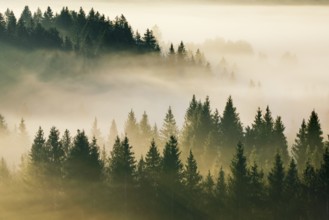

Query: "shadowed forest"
<box><xmin>1</xmin><ymin>95</ymin><xmax>329</xmax><ymax>220</ymax></box>
<box><xmin>1</xmin><ymin>4</ymin><xmax>329</xmax><ymax>220</ymax></box>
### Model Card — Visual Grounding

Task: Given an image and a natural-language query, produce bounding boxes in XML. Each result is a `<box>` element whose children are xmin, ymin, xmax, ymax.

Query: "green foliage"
<box><xmin>160</xmin><ymin>107</ymin><xmax>179</xmax><ymax>145</ymax></box>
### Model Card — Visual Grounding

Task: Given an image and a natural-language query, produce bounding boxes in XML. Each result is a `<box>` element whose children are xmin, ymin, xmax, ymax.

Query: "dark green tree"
<box><xmin>306</xmin><ymin>110</ymin><xmax>324</xmax><ymax>168</ymax></box>
<box><xmin>284</xmin><ymin>159</ymin><xmax>301</xmax><ymax>219</ymax></box>
<box><xmin>292</xmin><ymin>119</ymin><xmax>308</xmax><ymax>171</ymax></box>
<box><xmin>268</xmin><ymin>153</ymin><xmax>285</xmax><ymax>219</ymax></box>
<box><xmin>273</xmin><ymin>116</ymin><xmax>289</xmax><ymax>164</ymax></box>
<box><xmin>219</xmin><ymin>96</ymin><xmax>243</xmax><ymax>167</ymax></box>
<box><xmin>183</xmin><ymin>150</ymin><xmax>202</xmax><ymax>194</ymax></box>
<box><xmin>229</xmin><ymin>142</ymin><xmax>250</xmax><ymax>219</ymax></box>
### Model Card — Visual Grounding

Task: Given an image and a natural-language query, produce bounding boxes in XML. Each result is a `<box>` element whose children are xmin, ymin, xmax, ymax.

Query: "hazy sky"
<box><xmin>1</xmin><ymin>0</ymin><xmax>329</xmax><ymax>148</ymax></box>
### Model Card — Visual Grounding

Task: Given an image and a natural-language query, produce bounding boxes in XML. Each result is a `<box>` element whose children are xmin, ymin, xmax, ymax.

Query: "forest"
<box><xmin>0</xmin><ymin>4</ymin><xmax>329</xmax><ymax>220</ymax></box>
<box><xmin>0</xmin><ymin>95</ymin><xmax>329</xmax><ymax>220</ymax></box>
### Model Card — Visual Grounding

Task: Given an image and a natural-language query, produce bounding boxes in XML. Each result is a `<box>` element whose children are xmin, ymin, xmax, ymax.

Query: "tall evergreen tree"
<box><xmin>30</xmin><ymin>127</ymin><xmax>46</xmax><ymax>165</ymax></box>
<box><xmin>268</xmin><ymin>153</ymin><xmax>285</xmax><ymax>219</ymax></box>
<box><xmin>292</xmin><ymin>119</ymin><xmax>308</xmax><ymax>171</ymax></box>
<box><xmin>145</xmin><ymin>140</ymin><xmax>162</xmax><ymax>190</ymax></box>
<box><xmin>46</xmin><ymin>127</ymin><xmax>64</xmax><ymax>176</ymax></box>
<box><xmin>183</xmin><ymin>150</ymin><xmax>202</xmax><ymax>194</ymax></box>
<box><xmin>160</xmin><ymin>107</ymin><xmax>179</xmax><ymax>145</ymax></box>
<box><xmin>139</xmin><ymin>111</ymin><xmax>152</xmax><ymax>150</ymax></box>
<box><xmin>108</xmin><ymin>119</ymin><xmax>118</xmax><ymax>148</ymax></box>
<box><xmin>229</xmin><ymin>142</ymin><xmax>250</xmax><ymax>218</ymax></box>
<box><xmin>219</xmin><ymin>96</ymin><xmax>243</xmax><ymax>167</ymax></box>
<box><xmin>61</xmin><ymin>129</ymin><xmax>71</xmax><ymax>156</ymax></box>
<box><xmin>273</xmin><ymin>116</ymin><xmax>289</xmax><ymax>164</ymax></box>
<box><xmin>306</xmin><ymin>110</ymin><xmax>324</xmax><ymax>168</ymax></box>
<box><xmin>124</xmin><ymin>110</ymin><xmax>139</xmax><ymax>149</ymax></box>
<box><xmin>284</xmin><ymin>159</ymin><xmax>302</xmax><ymax>219</ymax></box>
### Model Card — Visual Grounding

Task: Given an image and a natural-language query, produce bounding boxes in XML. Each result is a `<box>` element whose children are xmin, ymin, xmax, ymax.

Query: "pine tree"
<box><xmin>229</xmin><ymin>142</ymin><xmax>250</xmax><ymax>218</ymax></box>
<box><xmin>61</xmin><ymin>129</ymin><xmax>71</xmax><ymax>156</ymax></box>
<box><xmin>30</xmin><ymin>127</ymin><xmax>47</xmax><ymax>164</ymax></box>
<box><xmin>273</xmin><ymin>116</ymin><xmax>289</xmax><ymax>164</ymax></box>
<box><xmin>108</xmin><ymin>136</ymin><xmax>136</xmax><ymax>185</ymax></box>
<box><xmin>91</xmin><ymin>117</ymin><xmax>103</xmax><ymax>146</ymax></box>
<box><xmin>139</xmin><ymin>111</ymin><xmax>152</xmax><ymax>150</ymax></box>
<box><xmin>268</xmin><ymin>153</ymin><xmax>285</xmax><ymax>219</ymax></box>
<box><xmin>20</xmin><ymin>6</ymin><xmax>33</xmax><ymax>29</ymax></box>
<box><xmin>46</xmin><ymin>127</ymin><xmax>64</xmax><ymax>176</ymax></box>
<box><xmin>215</xmin><ymin>167</ymin><xmax>227</xmax><ymax>204</ymax></box>
<box><xmin>162</xmin><ymin>136</ymin><xmax>183</xmax><ymax>186</ymax></box>
<box><xmin>18</xmin><ymin>118</ymin><xmax>29</xmax><ymax>142</ymax></box>
<box><xmin>108</xmin><ymin>119</ymin><xmax>118</xmax><ymax>148</ymax></box>
<box><xmin>177</xmin><ymin>41</ymin><xmax>186</xmax><ymax>61</ymax></box>
<box><xmin>145</xmin><ymin>140</ymin><xmax>162</xmax><ymax>189</ymax></box>
<box><xmin>292</xmin><ymin>119</ymin><xmax>308</xmax><ymax>171</ymax></box>
<box><xmin>160</xmin><ymin>107</ymin><xmax>179</xmax><ymax>145</ymax></box>
<box><xmin>65</xmin><ymin>130</ymin><xmax>102</xmax><ymax>182</ymax></box>
<box><xmin>284</xmin><ymin>159</ymin><xmax>301</xmax><ymax>219</ymax></box>
<box><xmin>319</xmin><ymin>148</ymin><xmax>329</xmax><ymax>219</ymax></box>
<box><xmin>306</xmin><ymin>110</ymin><xmax>324</xmax><ymax>168</ymax></box>
<box><xmin>183</xmin><ymin>150</ymin><xmax>202</xmax><ymax>194</ymax></box>
<box><xmin>89</xmin><ymin>137</ymin><xmax>103</xmax><ymax>181</ymax></box>
<box><xmin>249</xmin><ymin>162</ymin><xmax>265</xmax><ymax>215</ymax></box>
<box><xmin>124</xmin><ymin>110</ymin><xmax>139</xmax><ymax>149</ymax></box>
<box><xmin>219</xmin><ymin>96</ymin><xmax>243</xmax><ymax>167</ymax></box>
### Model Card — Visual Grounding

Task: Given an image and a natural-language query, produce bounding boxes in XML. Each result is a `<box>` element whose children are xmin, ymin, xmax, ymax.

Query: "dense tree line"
<box><xmin>0</xmin><ymin>6</ymin><xmax>209</xmax><ymax>68</ymax></box>
<box><xmin>0</xmin><ymin>96</ymin><xmax>329</xmax><ymax>219</ymax></box>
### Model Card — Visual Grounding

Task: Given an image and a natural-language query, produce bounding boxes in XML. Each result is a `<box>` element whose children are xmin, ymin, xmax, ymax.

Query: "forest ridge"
<box><xmin>0</xmin><ymin>96</ymin><xmax>328</xmax><ymax>219</ymax></box>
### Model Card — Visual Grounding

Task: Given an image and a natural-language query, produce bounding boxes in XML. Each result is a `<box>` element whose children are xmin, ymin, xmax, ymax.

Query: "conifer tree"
<box><xmin>219</xmin><ymin>96</ymin><xmax>243</xmax><ymax>166</ymax></box>
<box><xmin>124</xmin><ymin>110</ymin><xmax>139</xmax><ymax>148</ymax></box>
<box><xmin>46</xmin><ymin>127</ymin><xmax>64</xmax><ymax>176</ymax></box>
<box><xmin>183</xmin><ymin>150</ymin><xmax>202</xmax><ymax>194</ymax></box>
<box><xmin>145</xmin><ymin>140</ymin><xmax>162</xmax><ymax>189</ymax></box>
<box><xmin>306</xmin><ymin>110</ymin><xmax>324</xmax><ymax>168</ymax></box>
<box><xmin>108</xmin><ymin>119</ymin><xmax>118</xmax><ymax>148</ymax></box>
<box><xmin>18</xmin><ymin>118</ymin><xmax>29</xmax><ymax>142</ymax></box>
<box><xmin>273</xmin><ymin>116</ymin><xmax>289</xmax><ymax>164</ymax></box>
<box><xmin>229</xmin><ymin>142</ymin><xmax>250</xmax><ymax>218</ymax></box>
<box><xmin>292</xmin><ymin>119</ymin><xmax>308</xmax><ymax>171</ymax></box>
<box><xmin>249</xmin><ymin>162</ymin><xmax>265</xmax><ymax>214</ymax></box>
<box><xmin>160</xmin><ymin>107</ymin><xmax>179</xmax><ymax>144</ymax></box>
<box><xmin>30</xmin><ymin>127</ymin><xmax>46</xmax><ymax>165</ymax></box>
<box><xmin>108</xmin><ymin>136</ymin><xmax>136</xmax><ymax>185</ymax></box>
<box><xmin>284</xmin><ymin>159</ymin><xmax>301</xmax><ymax>219</ymax></box>
<box><xmin>139</xmin><ymin>111</ymin><xmax>152</xmax><ymax>149</ymax></box>
<box><xmin>61</xmin><ymin>129</ymin><xmax>71</xmax><ymax>156</ymax></box>
<box><xmin>268</xmin><ymin>153</ymin><xmax>285</xmax><ymax>219</ymax></box>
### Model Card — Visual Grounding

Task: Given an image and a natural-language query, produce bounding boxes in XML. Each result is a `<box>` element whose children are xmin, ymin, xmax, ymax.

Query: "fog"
<box><xmin>0</xmin><ymin>2</ymin><xmax>329</xmax><ymax>165</ymax></box>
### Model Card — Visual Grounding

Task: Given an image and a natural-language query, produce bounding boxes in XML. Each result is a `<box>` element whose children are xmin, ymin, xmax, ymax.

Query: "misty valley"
<box><xmin>1</xmin><ymin>4</ymin><xmax>329</xmax><ymax>220</ymax></box>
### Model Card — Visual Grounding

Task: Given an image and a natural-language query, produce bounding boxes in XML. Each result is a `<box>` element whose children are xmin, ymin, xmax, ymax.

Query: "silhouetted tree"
<box><xmin>292</xmin><ymin>119</ymin><xmax>308</xmax><ymax>171</ymax></box>
<box><xmin>160</xmin><ymin>107</ymin><xmax>179</xmax><ymax>145</ymax></box>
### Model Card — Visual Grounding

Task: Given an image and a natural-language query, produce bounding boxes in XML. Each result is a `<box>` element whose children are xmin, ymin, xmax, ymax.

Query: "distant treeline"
<box><xmin>0</xmin><ymin>6</ymin><xmax>208</xmax><ymax>64</ymax></box>
<box><xmin>0</xmin><ymin>96</ymin><xmax>328</xmax><ymax>219</ymax></box>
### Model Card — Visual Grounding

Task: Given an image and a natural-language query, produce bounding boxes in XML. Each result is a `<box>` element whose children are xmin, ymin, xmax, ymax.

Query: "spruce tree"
<box><xmin>306</xmin><ymin>110</ymin><xmax>324</xmax><ymax>168</ymax></box>
<box><xmin>61</xmin><ymin>129</ymin><xmax>71</xmax><ymax>156</ymax></box>
<box><xmin>249</xmin><ymin>162</ymin><xmax>265</xmax><ymax>215</ymax></box>
<box><xmin>160</xmin><ymin>107</ymin><xmax>179</xmax><ymax>144</ymax></box>
<box><xmin>219</xmin><ymin>96</ymin><xmax>243</xmax><ymax>167</ymax></box>
<box><xmin>124</xmin><ymin>110</ymin><xmax>139</xmax><ymax>149</ymax></box>
<box><xmin>46</xmin><ymin>127</ymin><xmax>64</xmax><ymax>176</ymax></box>
<box><xmin>273</xmin><ymin>116</ymin><xmax>289</xmax><ymax>164</ymax></box>
<box><xmin>229</xmin><ymin>142</ymin><xmax>250</xmax><ymax>218</ymax></box>
<box><xmin>108</xmin><ymin>119</ymin><xmax>118</xmax><ymax>148</ymax></box>
<box><xmin>183</xmin><ymin>150</ymin><xmax>202</xmax><ymax>194</ymax></box>
<box><xmin>139</xmin><ymin>111</ymin><xmax>152</xmax><ymax>150</ymax></box>
<box><xmin>145</xmin><ymin>140</ymin><xmax>162</xmax><ymax>189</ymax></box>
<box><xmin>268</xmin><ymin>153</ymin><xmax>285</xmax><ymax>219</ymax></box>
<box><xmin>292</xmin><ymin>119</ymin><xmax>308</xmax><ymax>171</ymax></box>
<box><xmin>30</xmin><ymin>127</ymin><xmax>47</xmax><ymax>165</ymax></box>
<box><xmin>284</xmin><ymin>159</ymin><xmax>301</xmax><ymax>219</ymax></box>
